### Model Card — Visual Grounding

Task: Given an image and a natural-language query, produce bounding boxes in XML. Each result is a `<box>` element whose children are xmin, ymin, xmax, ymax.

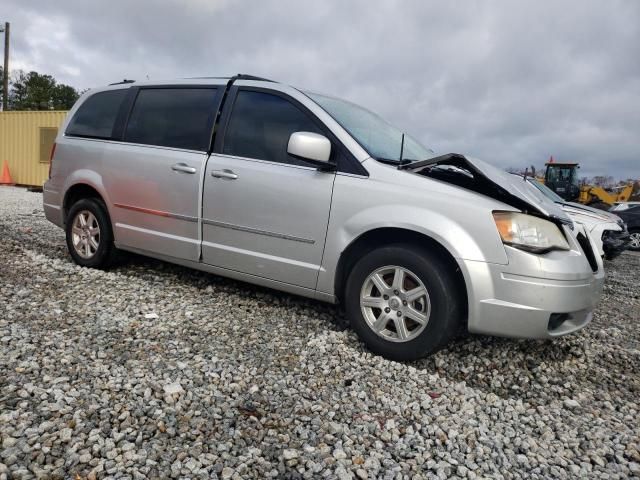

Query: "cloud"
<box><xmin>4</xmin><ymin>0</ymin><xmax>639</xmax><ymax>178</ymax></box>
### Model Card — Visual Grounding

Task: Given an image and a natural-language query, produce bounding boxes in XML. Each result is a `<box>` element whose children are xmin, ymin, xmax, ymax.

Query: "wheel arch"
<box><xmin>63</xmin><ymin>183</ymin><xmax>108</xmax><ymax>223</ymax></box>
<box><xmin>333</xmin><ymin>227</ymin><xmax>468</xmax><ymax>324</ymax></box>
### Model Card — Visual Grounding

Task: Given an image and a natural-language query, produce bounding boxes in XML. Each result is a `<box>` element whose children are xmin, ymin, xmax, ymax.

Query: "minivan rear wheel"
<box><xmin>345</xmin><ymin>244</ymin><xmax>463</xmax><ymax>361</ymax></box>
<box><xmin>65</xmin><ymin>198</ymin><xmax>116</xmax><ymax>268</ymax></box>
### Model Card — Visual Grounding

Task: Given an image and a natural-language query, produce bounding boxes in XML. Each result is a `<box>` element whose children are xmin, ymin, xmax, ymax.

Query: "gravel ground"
<box><xmin>1</xmin><ymin>185</ymin><xmax>639</xmax><ymax>480</ymax></box>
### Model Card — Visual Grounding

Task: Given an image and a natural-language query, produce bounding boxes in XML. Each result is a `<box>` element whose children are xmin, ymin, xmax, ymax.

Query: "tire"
<box><xmin>629</xmin><ymin>229</ymin><xmax>640</xmax><ymax>251</ymax></box>
<box><xmin>65</xmin><ymin>197</ymin><xmax>117</xmax><ymax>268</ymax></box>
<box><xmin>344</xmin><ymin>244</ymin><xmax>464</xmax><ymax>361</ymax></box>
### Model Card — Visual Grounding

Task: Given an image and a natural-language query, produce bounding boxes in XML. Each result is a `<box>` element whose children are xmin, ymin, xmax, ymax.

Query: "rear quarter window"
<box><xmin>65</xmin><ymin>89</ymin><xmax>128</xmax><ymax>139</ymax></box>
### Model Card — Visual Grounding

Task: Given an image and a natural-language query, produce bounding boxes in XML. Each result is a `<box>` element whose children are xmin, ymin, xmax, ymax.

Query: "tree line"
<box><xmin>0</xmin><ymin>67</ymin><xmax>80</xmax><ymax>111</ymax></box>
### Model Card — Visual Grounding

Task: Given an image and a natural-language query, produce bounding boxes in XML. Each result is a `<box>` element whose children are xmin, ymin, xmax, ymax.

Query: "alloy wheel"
<box><xmin>71</xmin><ymin>210</ymin><xmax>101</xmax><ymax>259</ymax></box>
<box><xmin>360</xmin><ymin>265</ymin><xmax>431</xmax><ymax>342</ymax></box>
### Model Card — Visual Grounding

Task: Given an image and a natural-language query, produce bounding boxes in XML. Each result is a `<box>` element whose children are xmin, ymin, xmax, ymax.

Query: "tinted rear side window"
<box><xmin>66</xmin><ymin>89</ymin><xmax>128</xmax><ymax>139</ymax></box>
<box><xmin>124</xmin><ymin>88</ymin><xmax>217</xmax><ymax>151</ymax></box>
<box><xmin>222</xmin><ymin>90</ymin><xmax>323</xmax><ymax>166</ymax></box>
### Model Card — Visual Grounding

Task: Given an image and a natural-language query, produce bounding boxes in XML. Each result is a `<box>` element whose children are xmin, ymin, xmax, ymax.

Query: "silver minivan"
<box><xmin>43</xmin><ymin>75</ymin><xmax>605</xmax><ymax>360</ymax></box>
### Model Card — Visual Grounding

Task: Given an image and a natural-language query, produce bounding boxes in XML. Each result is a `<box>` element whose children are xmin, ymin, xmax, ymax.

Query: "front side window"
<box><xmin>66</xmin><ymin>89</ymin><xmax>128</xmax><ymax>139</ymax></box>
<box><xmin>307</xmin><ymin>92</ymin><xmax>433</xmax><ymax>163</ymax></box>
<box><xmin>222</xmin><ymin>90</ymin><xmax>323</xmax><ymax>166</ymax></box>
<box><xmin>124</xmin><ymin>88</ymin><xmax>217</xmax><ymax>151</ymax></box>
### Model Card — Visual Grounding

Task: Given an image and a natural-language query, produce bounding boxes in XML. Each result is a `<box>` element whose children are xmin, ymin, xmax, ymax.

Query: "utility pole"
<box><xmin>1</xmin><ymin>22</ymin><xmax>9</xmax><ymax>111</ymax></box>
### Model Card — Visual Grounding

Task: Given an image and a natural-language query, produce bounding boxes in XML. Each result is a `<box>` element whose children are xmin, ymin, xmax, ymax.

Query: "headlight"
<box><xmin>493</xmin><ymin>212</ymin><xmax>570</xmax><ymax>253</ymax></box>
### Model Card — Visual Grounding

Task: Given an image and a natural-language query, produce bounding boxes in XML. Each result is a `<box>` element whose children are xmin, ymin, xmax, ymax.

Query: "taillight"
<box><xmin>48</xmin><ymin>142</ymin><xmax>57</xmax><ymax>179</ymax></box>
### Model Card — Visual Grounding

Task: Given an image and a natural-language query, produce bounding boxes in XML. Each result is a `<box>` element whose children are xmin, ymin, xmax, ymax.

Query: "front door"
<box><xmin>202</xmin><ymin>89</ymin><xmax>335</xmax><ymax>289</ymax></box>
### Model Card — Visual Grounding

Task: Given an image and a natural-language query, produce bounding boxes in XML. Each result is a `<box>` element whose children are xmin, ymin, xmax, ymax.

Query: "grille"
<box><xmin>576</xmin><ymin>232</ymin><xmax>598</xmax><ymax>272</ymax></box>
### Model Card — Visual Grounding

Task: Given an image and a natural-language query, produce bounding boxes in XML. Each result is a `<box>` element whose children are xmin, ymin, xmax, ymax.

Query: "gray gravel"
<box><xmin>1</xmin><ymin>185</ymin><xmax>639</xmax><ymax>480</ymax></box>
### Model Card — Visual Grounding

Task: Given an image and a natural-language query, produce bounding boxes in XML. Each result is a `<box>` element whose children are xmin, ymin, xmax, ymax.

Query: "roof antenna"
<box><xmin>399</xmin><ymin>133</ymin><xmax>405</xmax><ymax>162</ymax></box>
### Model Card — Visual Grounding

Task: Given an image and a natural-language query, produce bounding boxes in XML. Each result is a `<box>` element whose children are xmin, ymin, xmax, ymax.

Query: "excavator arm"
<box><xmin>579</xmin><ymin>184</ymin><xmax>638</xmax><ymax>206</ymax></box>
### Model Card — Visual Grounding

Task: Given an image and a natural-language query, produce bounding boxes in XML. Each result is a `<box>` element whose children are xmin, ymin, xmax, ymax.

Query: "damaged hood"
<box><xmin>402</xmin><ymin>153</ymin><xmax>572</xmax><ymax>224</ymax></box>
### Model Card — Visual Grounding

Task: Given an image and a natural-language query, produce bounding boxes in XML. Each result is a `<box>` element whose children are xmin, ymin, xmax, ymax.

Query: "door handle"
<box><xmin>211</xmin><ymin>169</ymin><xmax>238</xmax><ymax>180</ymax></box>
<box><xmin>171</xmin><ymin>163</ymin><xmax>197</xmax><ymax>174</ymax></box>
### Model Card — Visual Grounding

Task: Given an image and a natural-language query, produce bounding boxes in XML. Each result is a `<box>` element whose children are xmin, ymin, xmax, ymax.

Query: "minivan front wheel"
<box><xmin>629</xmin><ymin>229</ymin><xmax>640</xmax><ymax>251</ymax></box>
<box><xmin>360</xmin><ymin>265</ymin><xmax>431</xmax><ymax>343</ymax></box>
<box><xmin>65</xmin><ymin>198</ymin><xmax>116</xmax><ymax>268</ymax></box>
<box><xmin>345</xmin><ymin>245</ymin><xmax>463</xmax><ymax>361</ymax></box>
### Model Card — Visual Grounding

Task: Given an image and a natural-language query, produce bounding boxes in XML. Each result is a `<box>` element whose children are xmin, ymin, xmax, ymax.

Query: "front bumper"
<box><xmin>461</xmin><ymin>227</ymin><xmax>605</xmax><ymax>339</ymax></box>
<box><xmin>602</xmin><ymin>226</ymin><xmax>630</xmax><ymax>260</ymax></box>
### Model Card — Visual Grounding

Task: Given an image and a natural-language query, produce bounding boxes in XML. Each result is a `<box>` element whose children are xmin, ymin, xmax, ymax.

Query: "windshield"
<box><xmin>306</xmin><ymin>92</ymin><xmax>433</xmax><ymax>163</ymax></box>
<box><xmin>527</xmin><ymin>178</ymin><xmax>565</xmax><ymax>203</ymax></box>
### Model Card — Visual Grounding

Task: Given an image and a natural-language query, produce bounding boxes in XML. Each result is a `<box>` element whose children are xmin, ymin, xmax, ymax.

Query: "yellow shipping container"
<box><xmin>0</xmin><ymin>111</ymin><xmax>68</xmax><ymax>187</ymax></box>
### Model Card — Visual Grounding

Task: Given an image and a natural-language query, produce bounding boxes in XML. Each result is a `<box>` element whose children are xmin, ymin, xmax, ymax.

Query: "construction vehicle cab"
<box><xmin>544</xmin><ymin>161</ymin><xmax>580</xmax><ymax>201</ymax></box>
<box><xmin>544</xmin><ymin>160</ymin><xmax>639</xmax><ymax>208</ymax></box>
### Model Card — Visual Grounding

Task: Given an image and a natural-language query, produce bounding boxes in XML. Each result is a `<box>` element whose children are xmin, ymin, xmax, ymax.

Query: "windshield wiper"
<box><xmin>376</xmin><ymin>157</ymin><xmax>414</xmax><ymax>166</ymax></box>
<box><xmin>396</xmin><ymin>158</ymin><xmax>426</xmax><ymax>169</ymax></box>
<box><xmin>375</xmin><ymin>157</ymin><xmax>401</xmax><ymax>166</ymax></box>
<box><xmin>398</xmin><ymin>153</ymin><xmax>468</xmax><ymax>170</ymax></box>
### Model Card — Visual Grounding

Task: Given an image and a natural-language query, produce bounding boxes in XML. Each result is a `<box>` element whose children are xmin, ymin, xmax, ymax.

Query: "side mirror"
<box><xmin>287</xmin><ymin>132</ymin><xmax>334</xmax><ymax>169</ymax></box>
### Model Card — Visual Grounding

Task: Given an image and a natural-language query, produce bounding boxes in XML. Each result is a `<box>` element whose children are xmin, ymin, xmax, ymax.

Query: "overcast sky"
<box><xmin>5</xmin><ymin>0</ymin><xmax>639</xmax><ymax>178</ymax></box>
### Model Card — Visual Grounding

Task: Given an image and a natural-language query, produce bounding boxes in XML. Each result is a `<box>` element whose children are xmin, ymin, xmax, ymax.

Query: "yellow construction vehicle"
<box><xmin>578</xmin><ymin>183</ymin><xmax>638</xmax><ymax>206</ymax></box>
<box><xmin>543</xmin><ymin>161</ymin><xmax>639</xmax><ymax>208</ymax></box>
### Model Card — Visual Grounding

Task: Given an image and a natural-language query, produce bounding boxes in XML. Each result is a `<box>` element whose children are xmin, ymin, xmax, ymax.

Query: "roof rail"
<box><xmin>234</xmin><ymin>73</ymin><xmax>275</xmax><ymax>82</ymax></box>
<box><xmin>186</xmin><ymin>74</ymin><xmax>276</xmax><ymax>83</ymax></box>
<box><xmin>109</xmin><ymin>79</ymin><xmax>136</xmax><ymax>85</ymax></box>
<box><xmin>184</xmin><ymin>76</ymin><xmax>230</xmax><ymax>80</ymax></box>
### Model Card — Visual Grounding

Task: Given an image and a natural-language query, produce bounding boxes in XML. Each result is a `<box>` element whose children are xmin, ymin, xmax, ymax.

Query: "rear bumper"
<box><xmin>461</xmin><ymin>228</ymin><xmax>605</xmax><ymax>339</ymax></box>
<box><xmin>43</xmin><ymin>181</ymin><xmax>64</xmax><ymax>228</ymax></box>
